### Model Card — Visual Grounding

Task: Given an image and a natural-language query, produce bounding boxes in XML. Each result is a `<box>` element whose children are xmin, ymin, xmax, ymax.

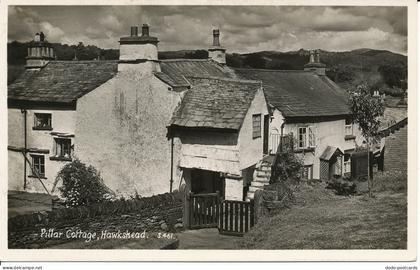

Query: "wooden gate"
<box><xmin>189</xmin><ymin>192</ymin><xmax>220</xmax><ymax>229</ymax></box>
<box><xmin>218</xmin><ymin>199</ymin><xmax>254</xmax><ymax>236</ymax></box>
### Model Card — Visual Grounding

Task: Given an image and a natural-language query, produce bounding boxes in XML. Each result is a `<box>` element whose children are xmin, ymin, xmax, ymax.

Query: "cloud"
<box><xmin>8</xmin><ymin>6</ymin><xmax>408</xmax><ymax>54</ymax></box>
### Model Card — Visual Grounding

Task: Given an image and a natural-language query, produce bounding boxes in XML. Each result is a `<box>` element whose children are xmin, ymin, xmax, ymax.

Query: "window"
<box><xmin>53</xmin><ymin>138</ymin><xmax>72</xmax><ymax>160</ymax></box>
<box><xmin>33</xmin><ymin>113</ymin><xmax>52</xmax><ymax>130</ymax></box>
<box><xmin>334</xmin><ymin>156</ymin><xmax>343</xmax><ymax>176</ymax></box>
<box><xmin>298</xmin><ymin>127</ymin><xmax>307</xmax><ymax>148</ymax></box>
<box><xmin>301</xmin><ymin>165</ymin><xmax>313</xmax><ymax>180</ymax></box>
<box><xmin>297</xmin><ymin>126</ymin><xmax>316</xmax><ymax>149</ymax></box>
<box><xmin>31</xmin><ymin>155</ymin><xmax>45</xmax><ymax>177</ymax></box>
<box><xmin>343</xmin><ymin>154</ymin><xmax>351</xmax><ymax>173</ymax></box>
<box><xmin>345</xmin><ymin>118</ymin><xmax>353</xmax><ymax>136</ymax></box>
<box><xmin>252</xmin><ymin>114</ymin><xmax>261</xmax><ymax>139</ymax></box>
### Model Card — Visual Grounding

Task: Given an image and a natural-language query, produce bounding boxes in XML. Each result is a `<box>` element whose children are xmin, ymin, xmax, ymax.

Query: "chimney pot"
<box><xmin>142</xmin><ymin>24</ymin><xmax>149</xmax><ymax>36</ymax></box>
<box><xmin>309</xmin><ymin>50</ymin><xmax>315</xmax><ymax>63</ymax></box>
<box><xmin>130</xmin><ymin>26</ymin><xmax>138</xmax><ymax>37</ymax></box>
<box><xmin>212</xmin><ymin>29</ymin><xmax>220</xmax><ymax>47</ymax></box>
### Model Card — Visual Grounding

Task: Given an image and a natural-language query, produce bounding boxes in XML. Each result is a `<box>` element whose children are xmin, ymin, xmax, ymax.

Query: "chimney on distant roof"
<box><xmin>130</xmin><ymin>26</ymin><xmax>138</xmax><ymax>37</ymax></box>
<box><xmin>26</xmin><ymin>32</ymin><xmax>55</xmax><ymax>70</ymax></box>
<box><xmin>142</xmin><ymin>24</ymin><xmax>149</xmax><ymax>36</ymax></box>
<box><xmin>304</xmin><ymin>49</ymin><xmax>326</xmax><ymax>76</ymax></box>
<box><xmin>212</xmin><ymin>29</ymin><xmax>220</xmax><ymax>46</ymax></box>
<box><xmin>208</xmin><ymin>29</ymin><xmax>226</xmax><ymax>65</ymax></box>
<box><xmin>118</xmin><ymin>24</ymin><xmax>160</xmax><ymax>74</ymax></box>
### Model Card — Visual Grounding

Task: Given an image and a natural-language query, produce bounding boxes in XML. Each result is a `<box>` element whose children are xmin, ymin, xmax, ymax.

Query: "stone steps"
<box><xmin>245</xmin><ymin>158</ymin><xmax>273</xmax><ymax>201</ymax></box>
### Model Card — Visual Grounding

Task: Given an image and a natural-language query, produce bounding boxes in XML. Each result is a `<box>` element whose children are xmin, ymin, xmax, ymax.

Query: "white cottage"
<box><xmin>235</xmin><ymin>51</ymin><xmax>364</xmax><ymax>199</ymax></box>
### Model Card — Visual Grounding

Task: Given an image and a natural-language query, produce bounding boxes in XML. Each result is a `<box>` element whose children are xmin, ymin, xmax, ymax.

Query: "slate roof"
<box><xmin>169</xmin><ymin>77</ymin><xmax>261</xmax><ymax>130</ymax></box>
<box><xmin>234</xmin><ymin>69</ymin><xmax>350</xmax><ymax>119</ymax></box>
<box><xmin>156</xmin><ymin>59</ymin><xmax>234</xmax><ymax>87</ymax></box>
<box><xmin>8</xmin><ymin>61</ymin><xmax>118</xmax><ymax>103</ymax></box>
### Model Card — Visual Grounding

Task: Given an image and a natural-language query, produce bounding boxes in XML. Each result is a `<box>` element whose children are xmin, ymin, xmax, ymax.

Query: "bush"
<box><xmin>326</xmin><ymin>177</ymin><xmax>357</xmax><ymax>196</ymax></box>
<box><xmin>270</xmin><ymin>141</ymin><xmax>304</xmax><ymax>202</ymax></box>
<box><xmin>373</xmin><ymin>170</ymin><xmax>407</xmax><ymax>193</ymax></box>
<box><xmin>57</xmin><ymin>159</ymin><xmax>115</xmax><ymax>207</ymax></box>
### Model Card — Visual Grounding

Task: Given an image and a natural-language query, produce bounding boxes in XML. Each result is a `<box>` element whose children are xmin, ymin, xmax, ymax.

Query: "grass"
<box><xmin>237</xmin><ymin>173</ymin><xmax>407</xmax><ymax>249</ymax></box>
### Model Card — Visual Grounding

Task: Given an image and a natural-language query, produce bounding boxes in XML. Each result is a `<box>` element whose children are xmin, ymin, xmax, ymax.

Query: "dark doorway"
<box><xmin>263</xmin><ymin>114</ymin><xmax>269</xmax><ymax>155</ymax></box>
<box><xmin>191</xmin><ymin>169</ymin><xmax>225</xmax><ymax>198</ymax></box>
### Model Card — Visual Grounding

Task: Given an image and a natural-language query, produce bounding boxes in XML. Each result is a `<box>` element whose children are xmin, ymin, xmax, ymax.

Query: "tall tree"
<box><xmin>348</xmin><ymin>83</ymin><xmax>384</xmax><ymax>197</ymax></box>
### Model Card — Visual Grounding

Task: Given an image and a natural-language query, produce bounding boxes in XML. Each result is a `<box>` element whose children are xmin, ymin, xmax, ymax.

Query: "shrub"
<box><xmin>270</xmin><ymin>140</ymin><xmax>304</xmax><ymax>202</ymax></box>
<box><xmin>373</xmin><ymin>170</ymin><xmax>407</xmax><ymax>193</ymax></box>
<box><xmin>326</xmin><ymin>177</ymin><xmax>357</xmax><ymax>196</ymax></box>
<box><xmin>57</xmin><ymin>159</ymin><xmax>115</xmax><ymax>207</ymax></box>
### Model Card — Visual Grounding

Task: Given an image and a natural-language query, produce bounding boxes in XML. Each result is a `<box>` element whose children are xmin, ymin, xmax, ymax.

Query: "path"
<box><xmin>176</xmin><ymin>228</ymin><xmax>239</xmax><ymax>249</ymax></box>
<box><xmin>8</xmin><ymin>190</ymin><xmax>54</xmax><ymax>218</ymax></box>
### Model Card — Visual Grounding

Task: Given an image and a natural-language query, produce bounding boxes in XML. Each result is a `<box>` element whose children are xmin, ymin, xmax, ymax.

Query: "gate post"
<box><xmin>184</xmin><ymin>191</ymin><xmax>192</xmax><ymax>229</ymax></box>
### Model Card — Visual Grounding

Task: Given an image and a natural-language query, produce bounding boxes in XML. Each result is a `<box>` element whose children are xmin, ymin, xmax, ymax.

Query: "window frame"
<box><xmin>30</xmin><ymin>154</ymin><xmax>45</xmax><ymax>177</ymax></box>
<box><xmin>297</xmin><ymin>126</ymin><xmax>316</xmax><ymax>149</ymax></box>
<box><xmin>252</xmin><ymin>114</ymin><xmax>262</xmax><ymax>139</ymax></box>
<box><xmin>343</xmin><ymin>154</ymin><xmax>351</xmax><ymax>174</ymax></box>
<box><xmin>345</xmin><ymin>118</ymin><xmax>353</xmax><ymax>136</ymax></box>
<box><xmin>301</xmin><ymin>165</ymin><xmax>313</xmax><ymax>180</ymax></box>
<box><xmin>51</xmin><ymin>138</ymin><xmax>72</xmax><ymax>161</ymax></box>
<box><xmin>33</xmin><ymin>113</ymin><xmax>52</xmax><ymax>130</ymax></box>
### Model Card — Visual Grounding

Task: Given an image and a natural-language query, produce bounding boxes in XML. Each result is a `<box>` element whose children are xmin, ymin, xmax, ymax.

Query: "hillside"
<box><xmin>8</xmin><ymin>41</ymin><xmax>407</xmax><ymax>94</ymax></box>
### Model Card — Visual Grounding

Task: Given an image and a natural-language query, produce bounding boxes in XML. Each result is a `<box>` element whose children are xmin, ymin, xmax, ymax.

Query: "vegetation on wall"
<box><xmin>56</xmin><ymin>159</ymin><xmax>115</xmax><ymax>207</ymax></box>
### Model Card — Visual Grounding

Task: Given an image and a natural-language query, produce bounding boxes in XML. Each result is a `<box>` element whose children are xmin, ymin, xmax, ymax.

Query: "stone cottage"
<box><xmin>8</xmin><ymin>24</ymin><xmax>364</xmax><ymax>202</ymax></box>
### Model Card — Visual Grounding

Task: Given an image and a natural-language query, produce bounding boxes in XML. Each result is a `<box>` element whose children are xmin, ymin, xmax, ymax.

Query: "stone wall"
<box><xmin>9</xmin><ymin>191</ymin><xmax>184</xmax><ymax>233</ymax></box>
<box><xmin>384</xmin><ymin>124</ymin><xmax>407</xmax><ymax>171</ymax></box>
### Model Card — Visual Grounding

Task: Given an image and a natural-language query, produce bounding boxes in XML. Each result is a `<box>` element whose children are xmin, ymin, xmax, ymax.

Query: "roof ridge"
<box><xmin>234</xmin><ymin>67</ymin><xmax>310</xmax><ymax>73</ymax></box>
<box><xmin>186</xmin><ymin>75</ymin><xmax>262</xmax><ymax>85</ymax></box>
<box><xmin>51</xmin><ymin>60</ymin><xmax>118</xmax><ymax>63</ymax></box>
<box><xmin>160</xmin><ymin>58</ymin><xmax>211</xmax><ymax>62</ymax></box>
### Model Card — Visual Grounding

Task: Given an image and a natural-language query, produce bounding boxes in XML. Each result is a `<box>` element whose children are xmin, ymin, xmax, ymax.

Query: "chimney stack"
<box><xmin>208</xmin><ymin>28</ymin><xmax>226</xmax><ymax>65</ymax></box>
<box><xmin>142</xmin><ymin>24</ymin><xmax>149</xmax><ymax>36</ymax></box>
<box><xmin>304</xmin><ymin>49</ymin><xmax>326</xmax><ymax>76</ymax></box>
<box><xmin>131</xmin><ymin>26</ymin><xmax>138</xmax><ymax>37</ymax></box>
<box><xmin>118</xmin><ymin>24</ymin><xmax>160</xmax><ymax>74</ymax></box>
<box><xmin>213</xmin><ymin>29</ymin><xmax>220</xmax><ymax>47</ymax></box>
<box><xmin>26</xmin><ymin>32</ymin><xmax>55</xmax><ymax>70</ymax></box>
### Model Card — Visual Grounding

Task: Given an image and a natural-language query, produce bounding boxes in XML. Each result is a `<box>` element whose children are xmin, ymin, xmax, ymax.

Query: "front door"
<box><xmin>263</xmin><ymin>115</ymin><xmax>269</xmax><ymax>155</ymax></box>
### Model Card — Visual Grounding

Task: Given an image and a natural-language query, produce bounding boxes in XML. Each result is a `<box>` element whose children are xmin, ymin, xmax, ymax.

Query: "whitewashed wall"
<box><xmin>270</xmin><ymin>108</ymin><xmax>364</xmax><ymax>179</ymax></box>
<box><xmin>238</xmin><ymin>88</ymin><xmax>269</xmax><ymax>170</ymax></box>
<box><xmin>8</xmin><ymin>108</ymin><xmax>76</xmax><ymax>193</ymax></box>
<box><xmin>75</xmin><ymin>71</ymin><xmax>183</xmax><ymax>198</ymax></box>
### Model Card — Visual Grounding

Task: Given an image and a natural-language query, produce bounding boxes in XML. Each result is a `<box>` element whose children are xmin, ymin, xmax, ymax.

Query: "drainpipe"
<box><xmin>170</xmin><ymin>137</ymin><xmax>174</xmax><ymax>193</ymax></box>
<box><xmin>21</xmin><ymin>109</ymin><xmax>27</xmax><ymax>190</ymax></box>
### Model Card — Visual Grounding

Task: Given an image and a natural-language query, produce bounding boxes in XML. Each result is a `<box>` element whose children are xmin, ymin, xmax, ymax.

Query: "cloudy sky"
<box><xmin>8</xmin><ymin>5</ymin><xmax>407</xmax><ymax>54</ymax></box>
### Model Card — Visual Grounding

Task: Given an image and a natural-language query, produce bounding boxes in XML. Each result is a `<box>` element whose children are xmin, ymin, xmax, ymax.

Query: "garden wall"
<box><xmin>9</xmin><ymin>191</ymin><xmax>184</xmax><ymax>233</ymax></box>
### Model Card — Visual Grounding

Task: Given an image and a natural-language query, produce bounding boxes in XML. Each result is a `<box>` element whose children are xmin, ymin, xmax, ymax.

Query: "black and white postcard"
<box><xmin>0</xmin><ymin>0</ymin><xmax>417</xmax><ymax>262</ymax></box>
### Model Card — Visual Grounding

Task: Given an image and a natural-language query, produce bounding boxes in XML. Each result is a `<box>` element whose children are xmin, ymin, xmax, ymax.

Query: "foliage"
<box><xmin>326</xmin><ymin>177</ymin><xmax>357</xmax><ymax>196</ymax></box>
<box><xmin>348</xmin><ymin>83</ymin><xmax>385</xmax><ymax>140</ymax></box>
<box><xmin>373</xmin><ymin>170</ymin><xmax>407</xmax><ymax>193</ymax></box>
<box><xmin>348</xmin><ymin>83</ymin><xmax>384</xmax><ymax>196</ymax></box>
<box><xmin>184</xmin><ymin>50</ymin><xmax>208</xmax><ymax>59</ymax></box>
<box><xmin>270</xmin><ymin>142</ymin><xmax>304</xmax><ymax>184</ymax></box>
<box><xmin>243</xmin><ymin>53</ymin><xmax>266</xmax><ymax>69</ymax></box>
<box><xmin>326</xmin><ymin>66</ymin><xmax>356</xmax><ymax>83</ymax></box>
<box><xmin>378</xmin><ymin>64</ymin><xmax>407</xmax><ymax>89</ymax></box>
<box><xmin>57</xmin><ymin>159</ymin><xmax>115</xmax><ymax>207</ymax></box>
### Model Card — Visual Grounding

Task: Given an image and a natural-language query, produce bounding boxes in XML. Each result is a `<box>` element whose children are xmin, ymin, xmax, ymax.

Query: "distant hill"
<box><xmin>8</xmin><ymin>41</ymin><xmax>407</xmax><ymax>96</ymax></box>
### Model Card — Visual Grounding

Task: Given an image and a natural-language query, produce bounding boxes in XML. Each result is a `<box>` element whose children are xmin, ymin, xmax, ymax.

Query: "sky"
<box><xmin>8</xmin><ymin>5</ymin><xmax>407</xmax><ymax>54</ymax></box>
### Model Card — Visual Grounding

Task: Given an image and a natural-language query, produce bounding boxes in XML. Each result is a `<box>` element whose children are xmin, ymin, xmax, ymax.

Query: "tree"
<box><xmin>348</xmin><ymin>83</ymin><xmax>385</xmax><ymax>197</ymax></box>
<box><xmin>56</xmin><ymin>159</ymin><xmax>114</xmax><ymax>207</ymax></box>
